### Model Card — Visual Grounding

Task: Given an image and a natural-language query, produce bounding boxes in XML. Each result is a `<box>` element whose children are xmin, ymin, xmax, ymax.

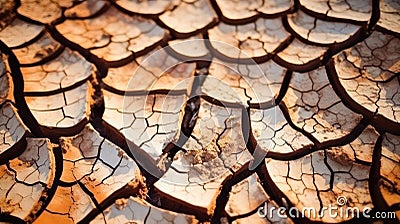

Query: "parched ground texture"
<box><xmin>0</xmin><ymin>0</ymin><xmax>399</xmax><ymax>223</ymax></box>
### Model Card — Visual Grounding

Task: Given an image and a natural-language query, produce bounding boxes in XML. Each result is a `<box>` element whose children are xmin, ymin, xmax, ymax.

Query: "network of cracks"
<box><xmin>0</xmin><ymin>0</ymin><xmax>399</xmax><ymax>223</ymax></box>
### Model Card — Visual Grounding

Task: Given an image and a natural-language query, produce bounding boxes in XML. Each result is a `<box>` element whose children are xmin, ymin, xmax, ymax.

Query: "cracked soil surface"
<box><xmin>0</xmin><ymin>0</ymin><xmax>399</xmax><ymax>223</ymax></box>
